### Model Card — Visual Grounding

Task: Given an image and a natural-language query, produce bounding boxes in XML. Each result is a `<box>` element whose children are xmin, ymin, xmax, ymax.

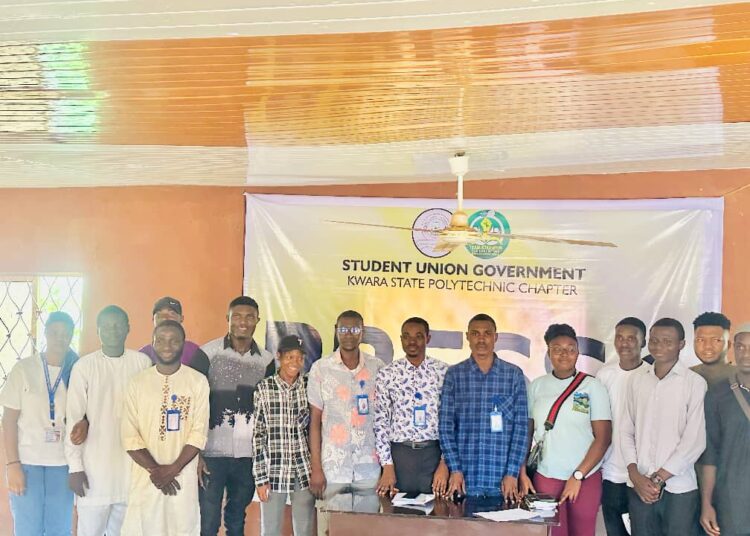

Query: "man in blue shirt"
<box><xmin>439</xmin><ymin>313</ymin><xmax>528</xmax><ymax>500</ymax></box>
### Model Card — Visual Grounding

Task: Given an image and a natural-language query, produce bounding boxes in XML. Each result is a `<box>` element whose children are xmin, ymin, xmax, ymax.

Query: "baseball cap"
<box><xmin>152</xmin><ymin>296</ymin><xmax>182</xmax><ymax>316</ymax></box>
<box><xmin>278</xmin><ymin>335</ymin><xmax>304</xmax><ymax>354</ymax></box>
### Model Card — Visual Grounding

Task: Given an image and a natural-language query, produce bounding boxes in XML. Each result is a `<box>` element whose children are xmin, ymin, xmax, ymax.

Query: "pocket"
<box><xmin>297</xmin><ymin>408</ymin><xmax>311</xmax><ymax>430</ymax></box>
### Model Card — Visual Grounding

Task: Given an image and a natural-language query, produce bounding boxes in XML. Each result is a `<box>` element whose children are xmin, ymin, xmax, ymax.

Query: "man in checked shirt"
<box><xmin>439</xmin><ymin>313</ymin><xmax>529</xmax><ymax>501</ymax></box>
<box><xmin>252</xmin><ymin>335</ymin><xmax>315</xmax><ymax>536</ymax></box>
<box><xmin>374</xmin><ymin>317</ymin><xmax>450</xmax><ymax>497</ymax></box>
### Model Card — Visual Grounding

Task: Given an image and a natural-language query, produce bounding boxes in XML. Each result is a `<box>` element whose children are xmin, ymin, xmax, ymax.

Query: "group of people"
<box><xmin>1</xmin><ymin>295</ymin><xmax>748</xmax><ymax>536</ymax></box>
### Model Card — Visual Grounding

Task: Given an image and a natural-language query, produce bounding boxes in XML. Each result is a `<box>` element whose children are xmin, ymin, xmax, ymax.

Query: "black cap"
<box><xmin>278</xmin><ymin>335</ymin><xmax>303</xmax><ymax>354</ymax></box>
<box><xmin>152</xmin><ymin>296</ymin><xmax>182</xmax><ymax>316</ymax></box>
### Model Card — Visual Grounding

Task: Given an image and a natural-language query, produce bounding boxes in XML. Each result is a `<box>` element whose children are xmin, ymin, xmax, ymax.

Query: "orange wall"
<box><xmin>0</xmin><ymin>168</ymin><xmax>748</xmax><ymax>353</ymax></box>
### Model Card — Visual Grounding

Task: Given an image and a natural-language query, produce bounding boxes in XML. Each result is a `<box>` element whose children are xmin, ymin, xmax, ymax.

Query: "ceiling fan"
<box><xmin>326</xmin><ymin>152</ymin><xmax>617</xmax><ymax>253</ymax></box>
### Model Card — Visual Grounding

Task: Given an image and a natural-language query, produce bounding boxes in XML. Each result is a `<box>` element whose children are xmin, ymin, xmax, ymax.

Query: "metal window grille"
<box><xmin>0</xmin><ymin>275</ymin><xmax>83</xmax><ymax>390</ymax></box>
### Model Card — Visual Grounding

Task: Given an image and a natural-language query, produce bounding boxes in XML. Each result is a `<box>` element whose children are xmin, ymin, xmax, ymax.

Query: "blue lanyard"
<box><xmin>41</xmin><ymin>354</ymin><xmax>63</xmax><ymax>426</ymax></box>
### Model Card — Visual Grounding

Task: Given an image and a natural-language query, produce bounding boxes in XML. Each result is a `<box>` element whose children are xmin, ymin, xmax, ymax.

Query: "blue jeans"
<box><xmin>9</xmin><ymin>464</ymin><xmax>73</xmax><ymax>536</ymax></box>
<box><xmin>199</xmin><ymin>457</ymin><xmax>255</xmax><ymax>536</ymax></box>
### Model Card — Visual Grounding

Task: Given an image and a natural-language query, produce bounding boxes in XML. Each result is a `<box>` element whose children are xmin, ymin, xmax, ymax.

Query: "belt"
<box><xmin>394</xmin><ymin>440</ymin><xmax>439</xmax><ymax>450</ymax></box>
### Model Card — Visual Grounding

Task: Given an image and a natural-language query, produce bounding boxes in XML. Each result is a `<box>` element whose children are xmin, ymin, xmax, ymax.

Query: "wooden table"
<box><xmin>326</xmin><ymin>495</ymin><xmax>558</xmax><ymax>536</ymax></box>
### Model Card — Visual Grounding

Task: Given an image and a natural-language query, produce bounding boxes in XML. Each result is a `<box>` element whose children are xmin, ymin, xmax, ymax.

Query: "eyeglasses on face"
<box><xmin>336</xmin><ymin>326</ymin><xmax>362</xmax><ymax>336</ymax></box>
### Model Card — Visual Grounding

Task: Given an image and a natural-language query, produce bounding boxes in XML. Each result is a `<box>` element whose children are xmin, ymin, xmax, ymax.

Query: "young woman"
<box><xmin>1</xmin><ymin>312</ymin><xmax>78</xmax><ymax>536</ymax></box>
<box><xmin>521</xmin><ymin>323</ymin><xmax>612</xmax><ymax>536</ymax></box>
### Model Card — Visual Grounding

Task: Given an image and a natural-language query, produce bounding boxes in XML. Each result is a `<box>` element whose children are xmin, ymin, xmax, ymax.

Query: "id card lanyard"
<box><xmin>413</xmin><ymin>392</ymin><xmax>428</xmax><ymax>428</ymax></box>
<box><xmin>41</xmin><ymin>354</ymin><xmax>64</xmax><ymax>427</ymax></box>
<box><xmin>355</xmin><ymin>379</ymin><xmax>369</xmax><ymax>415</ymax></box>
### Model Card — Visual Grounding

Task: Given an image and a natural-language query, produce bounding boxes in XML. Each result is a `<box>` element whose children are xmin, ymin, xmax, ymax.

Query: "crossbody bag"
<box><xmin>526</xmin><ymin>371</ymin><xmax>589</xmax><ymax>477</ymax></box>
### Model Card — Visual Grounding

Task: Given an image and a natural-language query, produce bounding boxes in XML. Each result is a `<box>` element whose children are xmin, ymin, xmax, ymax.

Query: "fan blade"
<box><xmin>324</xmin><ymin>220</ymin><xmax>440</xmax><ymax>234</ymax></box>
<box><xmin>486</xmin><ymin>231</ymin><xmax>616</xmax><ymax>248</ymax></box>
<box><xmin>434</xmin><ymin>238</ymin><xmax>461</xmax><ymax>253</ymax></box>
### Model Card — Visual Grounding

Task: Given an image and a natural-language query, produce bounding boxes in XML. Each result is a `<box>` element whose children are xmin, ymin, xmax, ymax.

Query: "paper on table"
<box><xmin>391</xmin><ymin>493</ymin><xmax>434</xmax><ymax>506</ymax></box>
<box><xmin>474</xmin><ymin>509</ymin><xmax>539</xmax><ymax>522</ymax></box>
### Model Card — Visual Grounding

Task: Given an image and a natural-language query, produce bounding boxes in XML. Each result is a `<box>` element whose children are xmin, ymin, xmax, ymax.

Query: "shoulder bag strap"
<box><xmin>544</xmin><ymin>371</ymin><xmax>590</xmax><ymax>431</ymax></box>
<box><xmin>729</xmin><ymin>376</ymin><xmax>750</xmax><ymax>422</ymax></box>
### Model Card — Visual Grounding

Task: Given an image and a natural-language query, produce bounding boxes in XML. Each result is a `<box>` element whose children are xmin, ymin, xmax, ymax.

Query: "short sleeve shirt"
<box><xmin>307</xmin><ymin>349</ymin><xmax>384</xmax><ymax>484</ymax></box>
<box><xmin>0</xmin><ymin>355</ymin><xmax>68</xmax><ymax>466</ymax></box>
<box><xmin>528</xmin><ymin>373</ymin><xmax>611</xmax><ymax>481</ymax></box>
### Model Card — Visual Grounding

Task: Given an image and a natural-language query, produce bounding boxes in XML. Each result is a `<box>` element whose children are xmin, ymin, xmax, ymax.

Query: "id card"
<box><xmin>490</xmin><ymin>410</ymin><xmax>503</xmax><ymax>433</ymax></box>
<box><xmin>166</xmin><ymin>409</ymin><xmax>181</xmax><ymax>431</ymax></box>
<box><xmin>413</xmin><ymin>405</ymin><xmax>427</xmax><ymax>428</ymax></box>
<box><xmin>44</xmin><ymin>428</ymin><xmax>61</xmax><ymax>443</ymax></box>
<box><xmin>356</xmin><ymin>394</ymin><xmax>370</xmax><ymax>415</ymax></box>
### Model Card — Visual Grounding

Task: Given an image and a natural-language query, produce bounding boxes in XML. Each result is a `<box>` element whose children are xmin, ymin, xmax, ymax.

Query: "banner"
<box><xmin>244</xmin><ymin>194</ymin><xmax>723</xmax><ymax>378</ymax></box>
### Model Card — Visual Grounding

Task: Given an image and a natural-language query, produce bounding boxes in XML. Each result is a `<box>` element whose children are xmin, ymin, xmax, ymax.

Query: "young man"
<box><xmin>691</xmin><ymin>312</ymin><xmax>735</xmax><ymax>389</ymax></box>
<box><xmin>140</xmin><ymin>296</ymin><xmax>210</xmax><ymax>377</ymax></box>
<box><xmin>374</xmin><ymin>317</ymin><xmax>449</xmax><ymax>496</ymax></box>
<box><xmin>439</xmin><ymin>313</ymin><xmax>528</xmax><ymax>500</ymax></box>
<box><xmin>199</xmin><ymin>296</ymin><xmax>275</xmax><ymax>536</ymax></box>
<box><xmin>1</xmin><ymin>312</ymin><xmax>79</xmax><ymax>536</ymax></box>
<box><xmin>699</xmin><ymin>322</ymin><xmax>750</xmax><ymax>536</ymax></box>
<box><xmin>620</xmin><ymin>318</ymin><xmax>707</xmax><ymax>536</ymax></box>
<box><xmin>120</xmin><ymin>320</ymin><xmax>209</xmax><ymax>536</ymax></box>
<box><xmin>65</xmin><ymin>305</ymin><xmax>152</xmax><ymax>536</ymax></box>
<box><xmin>253</xmin><ymin>335</ymin><xmax>315</xmax><ymax>536</ymax></box>
<box><xmin>596</xmin><ymin>317</ymin><xmax>652</xmax><ymax>536</ymax></box>
<box><xmin>308</xmin><ymin>310</ymin><xmax>384</xmax><ymax>533</ymax></box>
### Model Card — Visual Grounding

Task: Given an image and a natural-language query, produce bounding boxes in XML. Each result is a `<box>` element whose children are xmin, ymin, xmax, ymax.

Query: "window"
<box><xmin>0</xmin><ymin>275</ymin><xmax>83</xmax><ymax>390</ymax></box>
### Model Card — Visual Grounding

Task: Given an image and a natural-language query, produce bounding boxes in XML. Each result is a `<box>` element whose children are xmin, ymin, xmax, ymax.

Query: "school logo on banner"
<box><xmin>411</xmin><ymin>208</ymin><xmax>453</xmax><ymax>258</ymax></box>
<box><xmin>465</xmin><ymin>209</ymin><xmax>511</xmax><ymax>259</ymax></box>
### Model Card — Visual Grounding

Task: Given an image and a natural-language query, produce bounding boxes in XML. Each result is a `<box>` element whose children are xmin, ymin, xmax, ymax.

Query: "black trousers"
<box><xmin>602</xmin><ymin>480</ymin><xmax>630</xmax><ymax>536</ymax></box>
<box><xmin>199</xmin><ymin>457</ymin><xmax>255</xmax><ymax>536</ymax></box>
<box><xmin>628</xmin><ymin>487</ymin><xmax>700</xmax><ymax>536</ymax></box>
<box><xmin>390</xmin><ymin>442</ymin><xmax>441</xmax><ymax>494</ymax></box>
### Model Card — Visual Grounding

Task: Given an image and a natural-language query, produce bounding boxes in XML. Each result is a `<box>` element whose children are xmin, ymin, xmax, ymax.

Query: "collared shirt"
<box><xmin>201</xmin><ymin>335</ymin><xmax>275</xmax><ymax>458</ymax></box>
<box><xmin>438</xmin><ymin>355</ymin><xmax>528</xmax><ymax>496</ymax></box>
<box><xmin>373</xmin><ymin>355</ymin><xmax>449</xmax><ymax>465</ymax></box>
<box><xmin>307</xmin><ymin>349</ymin><xmax>385</xmax><ymax>484</ymax></box>
<box><xmin>252</xmin><ymin>374</ymin><xmax>312</xmax><ymax>493</ymax></box>
<box><xmin>620</xmin><ymin>359</ymin><xmax>707</xmax><ymax>493</ymax></box>
<box><xmin>699</xmin><ymin>377</ymin><xmax>750</xmax><ymax>534</ymax></box>
<box><xmin>596</xmin><ymin>359</ymin><xmax>652</xmax><ymax>483</ymax></box>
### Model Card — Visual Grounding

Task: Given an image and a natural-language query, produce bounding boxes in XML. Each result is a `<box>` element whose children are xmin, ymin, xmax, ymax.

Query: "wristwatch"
<box><xmin>573</xmin><ymin>470</ymin><xmax>585</xmax><ymax>481</ymax></box>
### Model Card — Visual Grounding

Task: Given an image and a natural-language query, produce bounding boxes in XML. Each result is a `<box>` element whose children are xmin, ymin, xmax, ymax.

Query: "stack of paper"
<box><xmin>475</xmin><ymin>509</ymin><xmax>539</xmax><ymax>522</ymax></box>
<box><xmin>391</xmin><ymin>493</ymin><xmax>434</xmax><ymax>506</ymax></box>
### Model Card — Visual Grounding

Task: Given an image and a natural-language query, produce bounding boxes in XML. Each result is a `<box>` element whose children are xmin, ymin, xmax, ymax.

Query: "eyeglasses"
<box><xmin>336</xmin><ymin>326</ymin><xmax>362</xmax><ymax>336</ymax></box>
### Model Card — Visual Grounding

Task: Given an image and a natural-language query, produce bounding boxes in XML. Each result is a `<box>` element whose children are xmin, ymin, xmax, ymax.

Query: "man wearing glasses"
<box><xmin>308</xmin><ymin>310</ymin><xmax>385</xmax><ymax>535</ymax></box>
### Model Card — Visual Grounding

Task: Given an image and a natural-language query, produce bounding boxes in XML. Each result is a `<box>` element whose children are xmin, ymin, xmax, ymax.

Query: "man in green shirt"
<box><xmin>691</xmin><ymin>312</ymin><xmax>735</xmax><ymax>389</ymax></box>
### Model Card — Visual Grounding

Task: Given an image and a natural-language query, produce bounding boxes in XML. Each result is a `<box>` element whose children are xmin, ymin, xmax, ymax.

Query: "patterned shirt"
<box><xmin>307</xmin><ymin>349</ymin><xmax>385</xmax><ymax>484</ymax></box>
<box><xmin>438</xmin><ymin>355</ymin><xmax>528</xmax><ymax>496</ymax></box>
<box><xmin>201</xmin><ymin>336</ymin><xmax>275</xmax><ymax>458</ymax></box>
<box><xmin>252</xmin><ymin>374</ymin><xmax>312</xmax><ymax>493</ymax></box>
<box><xmin>374</xmin><ymin>356</ymin><xmax>449</xmax><ymax>465</ymax></box>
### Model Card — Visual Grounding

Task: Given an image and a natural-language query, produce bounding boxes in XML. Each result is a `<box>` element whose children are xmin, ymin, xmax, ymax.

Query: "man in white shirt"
<box><xmin>65</xmin><ymin>305</ymin><xmax>152</xmax><ymax>536</ymax></box>
<box><xmin>597</xmin><ymin>317</ymin><xmax>652</xmax><ymax>536</ymax></box>
<box><xmin>620</xmin><ymin>317</ymin><xmax>707</xmax><ymax>536</ymax></box>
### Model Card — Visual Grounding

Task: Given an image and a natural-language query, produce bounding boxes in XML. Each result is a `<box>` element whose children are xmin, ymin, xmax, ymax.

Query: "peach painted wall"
<box><xmin>0</xmin><ymin>169</ymin><xmax>748</xmax><ymax>354</ymax></box>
